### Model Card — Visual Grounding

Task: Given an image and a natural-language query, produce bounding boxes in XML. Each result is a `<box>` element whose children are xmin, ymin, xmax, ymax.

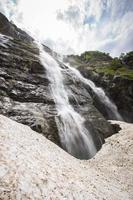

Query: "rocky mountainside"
<box><xmin>0</xmin><ymin>12</ymin><xmax>33</xmax><ymax>43</ymax></box>
<box><xmin>0</xmin><ymin>115</ymin><xmax>133</xmax><ymax>199</ymax></box>
<box><xmin>0</xmin><ymin>12</ymin><xmax>119</xmax><ymax>158</ymax></box>
<box><xmin>65</xmin><ymin>51</ymin><xmax>133</xmax><ymax>122</ymax></box>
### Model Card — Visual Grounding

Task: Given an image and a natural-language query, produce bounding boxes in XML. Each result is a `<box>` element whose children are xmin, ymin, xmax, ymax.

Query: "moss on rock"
<box><xmin>95</xmin><ymin>66</ymin><xmax>133</xmax><ymax>80</ymax></box>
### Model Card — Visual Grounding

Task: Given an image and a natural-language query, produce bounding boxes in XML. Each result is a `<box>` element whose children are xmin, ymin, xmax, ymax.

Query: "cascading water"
<box><xmin>63</xmin><ymin>64</ymin><xmax>123</xmax><ymax>121</ymax></box>
<box><xmin>38</xmin><ymin>44</ymin><xmax>97</xmax><ymax>159</ymax></box>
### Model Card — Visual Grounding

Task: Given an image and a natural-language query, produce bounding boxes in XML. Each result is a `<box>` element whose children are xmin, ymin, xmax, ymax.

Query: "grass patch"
<box><xmin>95</xmin><ymin>66</ymin><xmax>133</xmax><ymax>80</ymax></box>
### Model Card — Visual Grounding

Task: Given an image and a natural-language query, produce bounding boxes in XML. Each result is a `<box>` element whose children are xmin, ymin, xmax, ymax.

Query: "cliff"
<box><xmin>0</xmin><ymin>12</ymin><xmax>116</xmax><ymax>158</ymax></box>
<box><xmin>66</xmin><ymin>51</ymin><xmax>133</xmax><ymax>122</ymax></box>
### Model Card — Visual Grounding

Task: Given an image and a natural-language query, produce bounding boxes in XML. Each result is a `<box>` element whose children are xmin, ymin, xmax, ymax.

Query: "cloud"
<box><xmin>0</xmin><ymin>0</ymin><xmax>133</xmax><ymax>56</ymax></box>
<box><xmin>0</xmin><ymin>0</ymin><xmax>15</xmax><ymax>18</ymax></box>
<box><xmin>56</xmin><ymin>6</ymin><xmax>82</xmax><ymax>28</ymax></box>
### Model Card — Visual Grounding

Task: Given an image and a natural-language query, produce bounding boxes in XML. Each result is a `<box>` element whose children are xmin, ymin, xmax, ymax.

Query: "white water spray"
<box><xmin>38</xmin><ymin>44</ymin><xmax>97</xmax><ymax>159</ymax></box>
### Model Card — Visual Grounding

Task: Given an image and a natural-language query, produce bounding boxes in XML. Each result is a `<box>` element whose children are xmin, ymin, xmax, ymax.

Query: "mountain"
<box><xmin>0</xmin><ymin>12</ymin><xmax>121</xmax><ymax>159</ymax></box>
<box><xmin>65</xmin><ymin>51</ymin><xmax>133</xmax><ymax>122</ymax></box>
<box><xmin>0</xmin><ymin>10</ymin><xmax>133</xmax><ymax>200</ymax></box>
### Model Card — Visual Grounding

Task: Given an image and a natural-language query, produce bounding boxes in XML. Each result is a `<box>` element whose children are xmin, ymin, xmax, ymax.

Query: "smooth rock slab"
<box><xmin>0</xmin><ymin>115</ymin><xmax>133</xmax><ymax>200</ymax></box>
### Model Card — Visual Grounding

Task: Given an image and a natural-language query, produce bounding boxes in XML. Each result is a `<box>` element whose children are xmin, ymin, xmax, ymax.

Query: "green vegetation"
<box><xmin>68</xmin><ymin>51</ymin><xmax>112</xmax><ymax>65</ymax></box>
<box><xmin>111</xmin><ymin>57</ymin><xmax>123</xmax><ymax>68</ymax></box>
<box><xmin>95</xmin><ymin>66</ymin><xmax>133</xmax><ymax>80</ymax></box>
<box><xmin>79</xmin><ymin>51</ymin><xmax>112</xmax><ymax>63</ymax></box>
<box><xmin>70</xmin><ymin>51</ymin><xmax>133</xmax><ymax>68</ymax></box>
<box><xmin>122</xmin><ymin>51</ymin><xmax>133</xmax><ymax>67</ymax></box>
<box><xmin>69</xmin><ymin>50</ymin><xmax>133</xmax><ymax>80</ymax></box>
<box><xmin>94</xmin><ymin>51</ymin><xmax>133</xmax><ymax>80</ymax></box>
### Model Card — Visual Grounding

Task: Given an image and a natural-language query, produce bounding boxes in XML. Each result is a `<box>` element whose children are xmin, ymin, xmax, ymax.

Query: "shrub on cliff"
<box><xmin>122</xmin><ymin>51</ymin><xmax>133</xmax><ymax>68</ymax></box>
<box><xmin>80</xmin><ymin>51</ymin><xmax>112</xmax><ymax>63</ymax></box>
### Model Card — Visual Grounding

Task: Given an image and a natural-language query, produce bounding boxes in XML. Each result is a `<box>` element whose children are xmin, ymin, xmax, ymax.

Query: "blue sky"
<box><xmin>0</xmin><ymin>0</ymin><xmax>133</xmax><ymax>56</ymax></box>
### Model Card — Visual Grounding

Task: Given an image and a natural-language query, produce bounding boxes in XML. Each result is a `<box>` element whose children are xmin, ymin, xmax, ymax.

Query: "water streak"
<box><xmin>38</xmin><ymin>44</ymin><xmax>97</xmax><ymax>159</ymax></box>
<box><xmin>64</xmin><ymin>64</ymin><xmax>123</xmax><ymax>121</ymax></box>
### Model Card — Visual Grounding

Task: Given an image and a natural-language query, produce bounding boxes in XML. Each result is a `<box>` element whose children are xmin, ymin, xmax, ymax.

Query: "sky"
<box><xmin>0</xmin><ymin>0</ymin><xmax>133</xmax><ymax>56</ymax></box>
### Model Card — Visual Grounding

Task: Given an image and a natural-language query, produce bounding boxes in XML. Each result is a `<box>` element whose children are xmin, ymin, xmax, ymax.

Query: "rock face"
<box><xmin>0</xmin><ymin>12</ymin><xmax>115</xmax><ymax>154</ymax></box>
<box><xmin>0</xmin><ymin>115</ymin><xmax>133</xmax><ymax>200</ymax></box>
<box><xmin>93</xmin><ymin>76</ymin><xmax>133</xmax><ymax>122</ymax></box>
<box><xmin>0</xmin><ymin>32</ymin><xmax>60</xmax><ymax>146</ymax></box>
<box><xmin>0</xmin><ymin>12</ymin><xmax>33</xmax><ymax>43</ymax></box>
<box><xmin>66</xmin><ymin>51</ymin><xmax>133</xmax><ymax>122</ymax></box>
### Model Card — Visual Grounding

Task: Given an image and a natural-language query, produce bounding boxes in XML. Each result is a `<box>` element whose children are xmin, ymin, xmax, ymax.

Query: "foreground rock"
<box><xmin>0</xmin><ymin>115</ymin><xmax>133</xmax><ymax>200</ymax></box>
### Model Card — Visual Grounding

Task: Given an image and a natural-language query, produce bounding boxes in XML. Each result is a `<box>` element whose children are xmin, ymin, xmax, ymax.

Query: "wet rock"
<box><xmin>0</xmin><ymin>12</ymin><xmax>115</xmax><ymax>155</ymax></box>
<box><xmin>82</xmin><ymin>69</ymin><xmax>133</xmax><ymax>122</ymax></box>
<box><xmin>29</xmin><ymin>61</ymin><xmax>46</xmax><ymax>74</ymax></box>
<box><xmin>67</xmin><ymin>54</ymin><xmax>133</xmax><ymax>122</ymax></box>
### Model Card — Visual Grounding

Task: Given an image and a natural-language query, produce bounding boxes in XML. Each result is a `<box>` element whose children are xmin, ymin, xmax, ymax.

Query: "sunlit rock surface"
<box><xmin>0</xmin><ymin>115</ymin><xmax>133</xmax><ymax>200</ymax></box>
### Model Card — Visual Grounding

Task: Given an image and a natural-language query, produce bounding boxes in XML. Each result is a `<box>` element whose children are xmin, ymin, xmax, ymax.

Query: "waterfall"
<box><xmin>63</xmin><ymin>64</ymin><xmax>123</xmax><ymax>121</ymax></box>
<box><xmin>38</xmin><ymin>44</ymin><xmax>97</xmax><ymax>159</ymax></box>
